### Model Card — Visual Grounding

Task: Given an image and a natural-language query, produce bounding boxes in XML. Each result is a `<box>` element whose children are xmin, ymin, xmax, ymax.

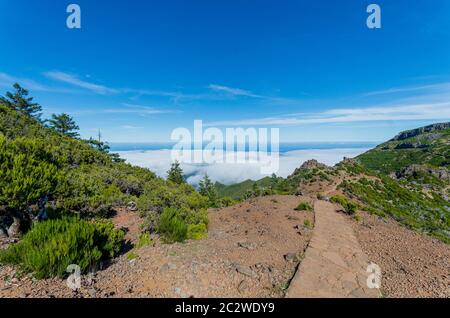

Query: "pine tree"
<box><xmin>48</xmin><ymin>113</ymin><xmax>80</xmax><ymax>138</ymax></box>
<box><xmin>1</xmin><ymin>83</ymin><xmax>42</xmax><ymax>118</ymax></box>
<box><xmin>270</xmin><ymin>173</ymin><xmax>279</xmax><ymax>189</ymax></box>
<box><xmin>199</xmin><ymin>174</ymin><xmax>218</xmax><ymax>207</ymax></box>
<box><xmin>167</xmin><ymin>161</ymin><xmax>185</xmax><ymax>184</ymax></box>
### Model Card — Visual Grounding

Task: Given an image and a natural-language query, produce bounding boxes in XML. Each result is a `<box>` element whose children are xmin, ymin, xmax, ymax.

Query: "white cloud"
<box><xmin>206</xmin><ymin>101</ymin><xmax>450</xmax><ymax>127</ymax></box>
<box><xmin>364</xmin><ymin>82</ymin><xmax>450</xmax><ymax>96</ymax></box>
<box><xmin>104</xmin><ymin>103</ymin><xmax>179</xmax><ymax>115</ymax></box>
<box><xmin>44</xmin><ymin>71</ymin><xmax>118</xmax><ymax>95</ymax></box>
<box><xmin>120</xmin><ymin>125</ymin><xmax>142</xmax><ymax>129</ymax></box>
<box><xmin>118</xmin><ymin>147</ymin><xmax>369</xmax><ymax>186</ymax></box>
<box><xmin>208</xmin><ymin>84</ymin><xmax>263</xmax><ymax>98</ymax></box>
<box><xmin>0</xmin><ymin>72</ymin><xmax>75</xmax><ymax>93</ymax></box>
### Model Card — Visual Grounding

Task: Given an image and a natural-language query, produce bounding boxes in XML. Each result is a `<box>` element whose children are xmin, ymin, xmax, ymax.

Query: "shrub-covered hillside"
<box><xmin>357</xmin><ymin>122</ymin><xmax>450</xmax><ymax>175</ymax></box>
<box><xmin>0</xmin><ymin>84</ymin><xmax>209</xmax><ymax>277</ymax></box>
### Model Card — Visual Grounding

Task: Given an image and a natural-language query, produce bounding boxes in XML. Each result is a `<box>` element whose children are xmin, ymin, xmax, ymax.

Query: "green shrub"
<box><xmin>137</xmin><ymin>232</ymin><xmax>153</xmax><ymax>248</ymax></box>
<box><xmin>0</xmin><ymin>217</ymin><xmax>124</xmax><ymax>278</ymax></box>
<box><xmin>187</xmin><ymin>223</ymin><xmax>208</xmax><ymax>240</ymax></box>
<box><xmin>157</xmin><ymin>208</ymin><xmax>188</xmax><ymax>243</ymax></box>
<box><xmin>330</xmin><ymin>195</ymin><xmax>358</xmax><ymax>215</ymax></box>
<box><xmin>303</xmin><ymin>219</ymin><xmax>313</xmax><ymax>229</ymax></box>
<box><xmin>157</xmin><ymin>207</ymin><xmax>209</xmax><ymax>243</ymax></box>
<box><xmin>127</xmin><ymin>251</ymin><xmax>138</xmax><ymax>261</ymax></box>
<box><xmin>295</xmin><ymin>202</ymin><xmax>312</xmax><ymax>211</ymax></box>
<box><xmin>0</xmin><ymin>135</ymin><xmax>61</xmax><ymax>210</ymax></box>
<box><xmin>218</xmin><ymin>196</ymin><xmax>237</xmax><ymax>207</ymax></box>
<box><xmin>339</xmin><ymin>177</ymin><xmax>450</xmax><ymax>243</ymax></box>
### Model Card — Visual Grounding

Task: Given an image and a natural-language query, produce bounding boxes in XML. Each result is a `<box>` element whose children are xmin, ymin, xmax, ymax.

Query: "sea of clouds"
<box><xmin>118</xmin><ymin>147</ymin><xmax>370</xmax><ymax>186</ymax></box>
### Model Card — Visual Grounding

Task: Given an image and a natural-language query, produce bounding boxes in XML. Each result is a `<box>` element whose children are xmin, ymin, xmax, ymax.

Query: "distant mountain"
<box><xmin>215</xmin><ymin>178</ymin><xmax>273</xmax><ymax>200</ymax></box>
<box><xmin>357</xmin><ymin>122</ymin><xmax>450</xmax><ymax>175</ymax></box>
<box><xmin>215</xmin><ymin>160</ymin><xmax>333</xmax><ymax>200</ymax></box>
<box><xmin>214</xmin><ymin>125</ymin><xmax>450</xmax><ymax>243</ymax></box>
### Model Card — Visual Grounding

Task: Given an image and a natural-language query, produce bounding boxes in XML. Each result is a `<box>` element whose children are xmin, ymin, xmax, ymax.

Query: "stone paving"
<box><xmin>286</xmin><ymin>200</ymin><xmax>381</xmax><ymax>298</ymax></box>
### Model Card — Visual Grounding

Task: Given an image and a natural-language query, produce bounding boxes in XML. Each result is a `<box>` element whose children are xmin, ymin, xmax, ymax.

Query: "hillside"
<box><xmin>357</xmin><ymin>122</ymin><xmax>450</xmax><ymax>175</ymax></box>
<box><xmin>218</xmin><ymin>122</ymin><xmax>450</xmax><ymax>201</ymax></box>
<box><xmin>215</xmin><ymin>124</ymin><xmax>450</xmax><ymax>244</ymax></box>
<box><xmin>0</xmin><ymin>85</ymin><xmax>209</xmax><ymax>278</ymax></box>
<box><xmin>215</xmin><ymin>177</ymin><xmax>274</xmax><ymax>200</ymax></box>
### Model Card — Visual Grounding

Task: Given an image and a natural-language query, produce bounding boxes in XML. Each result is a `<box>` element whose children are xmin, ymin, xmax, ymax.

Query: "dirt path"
<box><xmin>286</xmin><ymin>200</ymin><xmax>380</xmax><ymax>298</ymax></box>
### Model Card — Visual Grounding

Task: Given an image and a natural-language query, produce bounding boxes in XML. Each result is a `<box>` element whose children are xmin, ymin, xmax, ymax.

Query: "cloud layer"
<box><xmin>118</xmin><ymin>147</ymin><xmax>370</xmax><ymax>185</ymax></box>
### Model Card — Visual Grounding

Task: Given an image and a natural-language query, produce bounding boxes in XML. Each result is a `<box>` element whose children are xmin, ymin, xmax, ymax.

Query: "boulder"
<box><xmin>232</xmin><ymin>264</ymin><xmax>258</xmax><ymax>278</ymax></box>
<box><xmin>284</xmin><ymin>253</ymin><xmax>300</xmax><ymax>263</ymax></box>
<box><xmin>7</xmin><ymin>217</ymin><xmax>22</xmax><ymax>238</ymax></box>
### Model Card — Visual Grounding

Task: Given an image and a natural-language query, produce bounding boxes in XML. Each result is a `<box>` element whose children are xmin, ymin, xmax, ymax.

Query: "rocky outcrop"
<box><xmin>299</xmin><ymin>160</ymin><xmax>328</xmax><ymax>170</ymax></box>
<box><xmin>390</xmin><ymin>122</ymin><xmax>450</xmax><ymax>141</ymax></box>
<box><xmin>341</xmin><ymin>157</ymin><xmax>358</xmax><ymax>166</ymax></box>
<box><xmin>395</xmin><ymin>164</ymin><xmax>450</xmax><ymax>182</ymax></box>
<box><xmin>394</xmin><ymin>142</ymin><xmax>429</xmax><ymax>150</ymax></box>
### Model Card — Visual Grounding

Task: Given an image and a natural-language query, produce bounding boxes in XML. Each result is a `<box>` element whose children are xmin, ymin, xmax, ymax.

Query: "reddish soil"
<box><xmin>351</xmin><ymin>212</ymin><xmax>450</xmax><ymax>298</ymax></box>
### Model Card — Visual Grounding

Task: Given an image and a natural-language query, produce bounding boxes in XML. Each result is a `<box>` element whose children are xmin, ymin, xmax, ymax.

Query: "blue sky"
<box><xmin>1</xmin><ymin>0</ymin><xmax>450</xmax><ymax>142</ymax></box>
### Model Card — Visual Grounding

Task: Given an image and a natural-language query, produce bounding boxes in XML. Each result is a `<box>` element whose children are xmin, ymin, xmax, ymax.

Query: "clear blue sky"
<box><xmin>1</xmin><ymin>0</ymin><xmax>450</xmax><ymax>142</ymax></box>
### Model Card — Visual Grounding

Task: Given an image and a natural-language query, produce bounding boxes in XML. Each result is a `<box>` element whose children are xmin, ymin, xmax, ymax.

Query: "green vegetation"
<box><xmin>303</xmin><ymin>219</ymin><xmax>313</xmax><ymax>229</ymax></box>
<box><xmin>348</xmin><ymin>123</ymin><xmax>450</xmax><ymax>243</ymax></box>
<box><xmin>295</xmin><ymin>202</ymin><xmax>313</xmax><ymax>211</ymax></box>
<box><xmin>199</xmin><ymin>174</ymin><xmax>219</xmax><ymax>207</ymax></box>
<box><xmin>0</xmin><ymin>83</ymin><xmax>42</xmax><ymax>119</ymax></box>
<box><xmin>215</xmin><ymin>165</ymin><xmax>339</xmax><ymax>201</ymax></box>
<box><xmin>0</xmin><ymin>135</ymin><xmax>60</xmax><ymax>211</ymax></box>
<box><xmin>127</xmin><ymin>251</ymin><xmax>138</xmax><ymax>261</ymax></box>
<box><xmin>0</xmin><ymin>217</ymin><xmax>124</xmax><ymax>278</ymax></box>
<box><xmin>47</xmin><ymin>113</ymin><xmax>80</xmax><ymax>138</ymax></box>
<box><xmin>338</xmin><ymin>177</ymin><xmax>450</xmax><ymax>243</ymax></box>
<box><xmin>167</xmin><ymin>161</ymin><xmax>185</xmax><ymax>184</ymax></box>
<box><xmin>0</xmin><ymin>84</ymin><xmax>210</xmax><ymax>278</ymax></box>
<box><xmin>157</xmin><ymin>207</ymin><xmax>188</xmax><ymax>243</ymax></box>
<box><xmin>357</xmin><ymin>123</ymin><xmax>450</xmax><ymax>175</ymax></box>
<box><xmin>330</xmin><ymin>195</ymin><xmax>358</xmax><ymax>215</ymax></box>
<box><xmin>156</xmin><ymin>204</ymin><xmax>209</xmax><ymax>243</ymax></box>
<box><xmin>137</xmin><ymin>232</ymin><xmax>153</xmax><ymax>248</ymax></box>
<box><xmin>215</xmin><ymin>177</ymin><xmax>273</xmax><ymax>200</ymax></box>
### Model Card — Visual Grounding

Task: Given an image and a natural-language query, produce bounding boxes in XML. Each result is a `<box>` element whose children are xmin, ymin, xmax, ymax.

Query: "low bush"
<box><xmin>157</xmin><ymin>207</ymin><xmax>188</xmax><ymax>243</ymax></box>
<box><xmin>187</xmin><ymin>223</ymin><xmax>208</xmax><ymax>240</ymax></box>
<box><xmin>218</xmin><ymin>196</ymin><xmax>237</xmax><ymax>207</ymax></box>
<box><xmin>330</xmin><ymin>195</ymin><xmax>358</xmax><ymax>215</ymax></box>
<box><xmin>295</xmin><ymin>202</ymin><xmax>312</xmax><ymax>211</ymax></box>
<box><xmin>339</xmin><ymin>177</ymin><xmax>450</xmax><ymax>243</ymax></box>
<box><xmin>303</xmin><ymin>219</ymin><xmax>313</xmax><ymax>229</ymax></box>
<box><xmin>0</xmin><ymin>217</ymin><xmax>124</xmax><ymax>278</ymax></box>
<box><xmin>157</xmin><ymin>207</ymin><xmax>208</xmax><ymax>243</ymax></box>
<box><xmin>137</xmin><ymin>232</ymin><xmax>153</xmax><ymax>248</ymax></box>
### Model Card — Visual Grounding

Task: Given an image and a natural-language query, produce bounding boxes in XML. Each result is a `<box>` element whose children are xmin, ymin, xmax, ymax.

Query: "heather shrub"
<box><xmin>0</xmin><ymin>217</ymin><xmax>124</xmax><ymax>278</ymax></box>
<box><xmin>157</xmin><ymin>207</ymin><xmax>188</xmax><ymax>243</ymax></box>
<box><xmin>295</xmin><ymin>202</ymin><xmax>313</xmax><ymax>211</ymax></box>
<box><xmin>330</xmin><ymin>195</ymin><xmax>358</xmax><ymax>215</ymax></box>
